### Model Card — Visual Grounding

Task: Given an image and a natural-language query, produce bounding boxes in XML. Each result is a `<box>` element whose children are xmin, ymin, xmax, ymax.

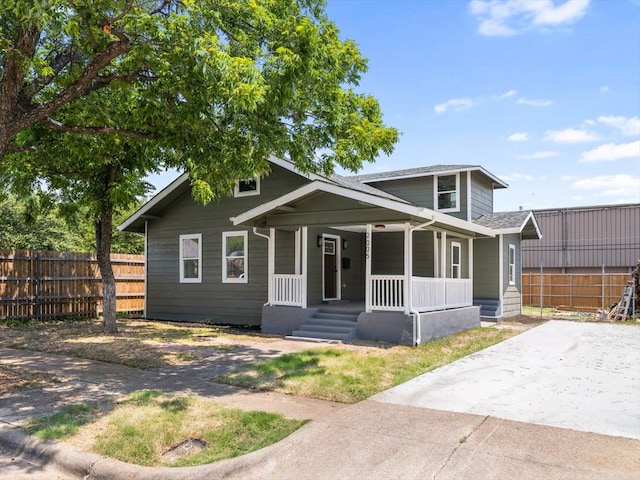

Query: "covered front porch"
<box><xmin>267</xmin><ymin>224</ymin><xmax>475</xmax><ymax>315</ymax></box>
<box><xmin>231</xmin><ymin>180</ymin><xmax>495</xmax><ymax>344</ymax></box>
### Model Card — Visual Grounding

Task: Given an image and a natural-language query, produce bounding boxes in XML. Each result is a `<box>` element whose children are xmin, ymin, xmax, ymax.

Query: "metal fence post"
<box><xmin>540</xmin><ymin>262</ymin><xmax>544</xmax><ymax>317</ymax></box>
<box><xmin>601</xmin><ymin>264</ymin><xmax>605</xmax><ymax>311</ymax></box>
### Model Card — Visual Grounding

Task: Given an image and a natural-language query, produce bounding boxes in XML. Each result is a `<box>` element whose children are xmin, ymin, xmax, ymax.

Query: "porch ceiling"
<box><xmin>232</xmin><ymin>181</ymin><xmax>496</xmax><ymax>238</ymax></box>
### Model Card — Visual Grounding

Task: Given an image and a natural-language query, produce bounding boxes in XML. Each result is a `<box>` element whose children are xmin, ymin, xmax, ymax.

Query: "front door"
<box><xmin>323</xmin><ymin>236</ymin><xmax>340</xmax><ymax>300</ymax></box>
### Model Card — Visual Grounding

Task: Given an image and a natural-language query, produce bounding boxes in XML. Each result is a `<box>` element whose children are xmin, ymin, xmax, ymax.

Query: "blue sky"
<box><xmin>148</xmin><ymin>0</ymin><xmax>640</xmax><ymax>212</ymax></box>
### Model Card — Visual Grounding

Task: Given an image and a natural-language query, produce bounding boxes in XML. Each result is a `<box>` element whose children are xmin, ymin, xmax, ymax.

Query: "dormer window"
<box><xmin>435</xmin><ymin>173</ymin><xmax>459</xmax><ymax>212</ymax></box>
<box><xmin>234</xmin><ymin>177</ymin><xmax>260</xmax><ymax>197</ymax></box>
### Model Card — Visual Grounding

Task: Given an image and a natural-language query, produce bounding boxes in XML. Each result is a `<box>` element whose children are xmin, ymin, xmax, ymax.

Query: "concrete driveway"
<box><xmin>373</xmin><ymin>320</ymin><xmax>640</xmax><ymax>439</ymax></box>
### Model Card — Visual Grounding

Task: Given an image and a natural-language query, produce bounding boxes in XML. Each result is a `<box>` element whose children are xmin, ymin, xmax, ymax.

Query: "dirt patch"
<box><xmin>0</xmin><ymin>319</ymin><xmax>263</xmax><ymax>370</ymax></box>
<box><xmin>503</xmin><ymin>314</ymin><xmax>546</xmax><ymax>325</ymax></box>
<box><xmin>0</xmin><ymin>364</ymin><xmax>60</xmax><ymax>395</ymax></box>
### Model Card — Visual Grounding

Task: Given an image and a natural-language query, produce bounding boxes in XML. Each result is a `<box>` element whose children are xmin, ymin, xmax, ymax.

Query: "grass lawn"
<box><xmin>218</xmin><ymin>326</ymin><xmax>520</xmax><ymax>403</ymax></box>
<box><xmin>25</xmin><ymin>390</ymin><xmax>305</xmax><ymax>467</ymax></box>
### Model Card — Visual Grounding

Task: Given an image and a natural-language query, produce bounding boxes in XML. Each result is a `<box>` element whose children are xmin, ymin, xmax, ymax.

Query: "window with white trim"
<box><xmin>179</xmin><ymin>234</ymin><xmax>202</xmax><ymax>283</ymax></box>
<box><xmin>435</xmin><ymin>173</ymin><xmax>459</xmax><ymax>212</ymax></box>
<box><xmin>222</xmin><ymin>231</ymin><xmax>248</xmax><ymax>283</ymax></box>
<box><xmin>451</xmin><ymin>242</ymin><xmax>461</xmax><ymax>279</ymax></box>
<box><xmin>508</xmin><ymin>244</ymin><xmax>516</xmax><ymax>285</ymax></box>
<box><xmin>234</xmin><ymin>177</ymin><xmax>260</xmax><ymax>197</ymax></box>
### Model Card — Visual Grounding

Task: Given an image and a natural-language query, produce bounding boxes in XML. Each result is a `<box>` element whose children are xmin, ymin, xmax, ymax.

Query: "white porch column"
<box><xmin>365</xmin><ymin>223</ymin><xmax>372</xmax><ymax>313</ymax></box>
<box><xmin>404</xmin><ymin>222</ymin><xmax>412</xmax><ymax>315</ymax></box>
<box><xmin>433</xmin><ymin>231</ymin><xmax>439</xmax><ymax>277</ymax></box>
<box><xmin>294</xmin><ymin>229</ymin><xmax>301</xmax><ymax>275</ymax></box>
<box><xmin>301</xmin><ymin>227</ymin><xmax>308</xmax><ymax>308</ymax></box>
<box><xmin>440</xmin><ymin>231</ymin><xmax>447</xmax><ymax>278</ymax></box>
<box><xmin>268</xmin><ymin>228</ymin><xmax>275</xmax><ymax>305</ymax></box>
<box><xmin>468</xmin><ymin>238</ymin><xmax>474</xmax><ymax>280</ymax></box>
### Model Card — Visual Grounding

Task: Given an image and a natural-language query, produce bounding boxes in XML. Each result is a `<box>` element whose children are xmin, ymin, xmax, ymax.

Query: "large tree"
<box><xmin>0</xmin><ymin>0</ymin><xmax>398</xmax><ymax>333</ymax></box>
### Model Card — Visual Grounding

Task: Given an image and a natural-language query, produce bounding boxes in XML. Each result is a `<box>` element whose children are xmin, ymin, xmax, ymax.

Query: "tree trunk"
<box><xmin>95</xmin><ymin>208</ymin><xmax>117</xmax><ymax>334</ymax></box>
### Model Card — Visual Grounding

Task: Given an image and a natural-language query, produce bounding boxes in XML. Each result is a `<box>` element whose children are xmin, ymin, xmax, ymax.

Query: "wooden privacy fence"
<box><xmin>522</xmin><ymin>272</ymin><xmax>630</xmax><ymax>311</ymax></box>
<box><xmin>0</xmin><ymin>249</ymin><xmax>144</xmax><ymax>321</ymax></box>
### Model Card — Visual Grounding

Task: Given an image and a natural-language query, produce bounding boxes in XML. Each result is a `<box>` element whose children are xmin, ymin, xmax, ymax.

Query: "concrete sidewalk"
<box><xmin>1</xmin><ymin>324</ymin><xmax>640</xmax><ymax>480</ymax></box>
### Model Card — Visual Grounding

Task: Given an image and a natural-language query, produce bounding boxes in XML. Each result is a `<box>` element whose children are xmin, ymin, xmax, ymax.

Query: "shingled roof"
<box><xmin>475</xmin><ymin>211</ymin><xmax>542</xmax><ymax>239</ymax></box>
<box><xmin>349</xmin><ymin>164</ymin><xmax>508</xmax><ymax>188</ymax></box>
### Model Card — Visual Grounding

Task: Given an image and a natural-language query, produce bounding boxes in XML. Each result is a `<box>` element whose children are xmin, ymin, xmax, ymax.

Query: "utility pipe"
<box><xmin>253</xmin><ymin>227</ymin><xmax>274</xmax><ymax>306</ymax></box>
<box><xmin>409</xmin><ymin>220</ymin><xmax>436</xmax><ymax>346</ymax></box>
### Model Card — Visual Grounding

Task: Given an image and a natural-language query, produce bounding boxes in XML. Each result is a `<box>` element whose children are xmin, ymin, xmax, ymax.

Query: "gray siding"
<box><xmin>367</xmin><ymin>177</ymin><xmax>433</xmax><ymax>208</ymax></box>
<box><xmin>502</xmin><ymin>233</ymin><xmax>522</xmax><ymax>317</ymax></box>
<box><xmin>522</xmin><ymin>204</ymin><xmax>640</xmax><ymax>273</ymax></box>
<box><xmin>145</xmin><ymin>165</ymin><xmax>311</xmax><ymax>325</ymax></box>
<box><xmin>363</xmin><ymin>172</ymin><xmax>476</xmax><ymax>222</ymax></box>
<box><xmin>304</xmin><ymin>228</ymin><xmax>365</xmax><ymax>306</ymax></box>
<box><xmin>470</xmin><ymin>171</ymin><xmax>494</xmax><ymax>220</ymax></box>
<box><xmin>371</xmin><ymin>230</ymin><xmax>465</xmax><ymax>278</ymax></box>
<box><xmin>473</xmin><ymin>237</ymin><xmax>500</xmax><ymax>299</ymax></box>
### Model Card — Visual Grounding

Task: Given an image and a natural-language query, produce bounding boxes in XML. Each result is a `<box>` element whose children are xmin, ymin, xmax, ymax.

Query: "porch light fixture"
<box><xmin>342</xmin><ymin>238</ymin><xmax>348</xmax><ymax>250</ymax></box>
<box><xmin>317</xmin><ymin>235</ymin><xmax>323</xmax><ymax>247</ymax></box>
<box><xmin>374</xmin><ymin>224</ymin><xmax>386</xmax><ymax>230</ymax></box>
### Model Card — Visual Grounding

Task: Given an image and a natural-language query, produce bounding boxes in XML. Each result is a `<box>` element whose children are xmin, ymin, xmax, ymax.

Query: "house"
<box><xmin>521</xmin><ymin>203</ymin><xmax>640</xmax><ymax>275</ymax></box>
<box><xmin>120</xmin><ymin>157</ymin><xmax>541</xmax><ymax>345</ymax></box>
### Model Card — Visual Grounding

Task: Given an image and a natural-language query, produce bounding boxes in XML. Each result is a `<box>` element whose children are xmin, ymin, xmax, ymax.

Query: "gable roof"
<box><xmin>119</xmin><ymin>156</ymin><xmax>323</xmax><ymax>233</ymax></box>
<box><xmin>328</xmin><ymin>174</ymin><xmax>410</xmax><ymax>204</ymax></box>
<box><xmin>474</xmin><ymin>211</ymin><xmax>542</xmax><ymax>240</ymax></box>
<box><xmin>120</xmin><ymin>158</ymin><xmax>510</xmax><ymax>235</ymax></box>
<box><xmin>231</xmin><ymin>180</ymin><xmax>497</xmax><ymax>238</ymax></box>
<box><xmin>350</xmin><ymin>164</ymin><xmax>508</xmax><ymax>189</ymax></box>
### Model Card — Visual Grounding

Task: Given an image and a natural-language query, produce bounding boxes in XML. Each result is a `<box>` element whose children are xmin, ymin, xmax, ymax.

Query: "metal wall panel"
<box><xmin>522</xmin><ymin>204</ymin><xmax>640</xmax><ymax>273</ymax></box>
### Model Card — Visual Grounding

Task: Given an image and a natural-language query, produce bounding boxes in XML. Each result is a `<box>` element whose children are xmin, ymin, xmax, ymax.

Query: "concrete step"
<box><xmin>307</xmin><ymin>318</ymin><xmax>358</xmax><ymax>329</ymax></box>
<box><xmin>313</xmin><ymin>311</ymin><xmax>359</xmax><ymax>322</ymax></box>
<box><xmin>309</xmin><ymin>315</ymin><xmax>358</xmax><ymax>326</ymax></box>
<box><xmin>290</xmin><ymin>330</ymin><xmax>355</xmax><ymax>342</ymax></box>
<box><xmin>285</xmin><ymin>335</ymin><xmax>341</xmax><ymax>344</ymax></box>
<box><xmin>318</xmin><ymin>308</ymin><xmax>362</xmax><ymax>317</ymax></box>
<box><xmin>297</xmin><ymin>324</ymin><xmax>356</xmax><ymax>335</ymax></box>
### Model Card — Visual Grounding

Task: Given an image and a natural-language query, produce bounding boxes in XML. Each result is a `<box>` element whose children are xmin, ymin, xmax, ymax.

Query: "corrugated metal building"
<box><xmin>522</xmin><ymin>203</ymin><xmax>640</xmax><ymax>274</ymax></box>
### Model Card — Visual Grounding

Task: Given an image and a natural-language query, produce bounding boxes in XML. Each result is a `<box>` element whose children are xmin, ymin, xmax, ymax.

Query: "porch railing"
<box><xmin>370</xmin><ymin>275</ymin><xmax>404</xmax><ymax>311</ymax></box>
<box><xmin>273</xmin><ymin>274</ymin><xmax>304</xmax><ymax>306</ymax></box>
<box><xmin>444</xmin><ymin>278</ymin><xmax>473</xmax><ymax>308</ymax></box>
<box><xmin>369</xmin><ymin>276</ymin><xmax>473</xmax><ymax>312</ymax></box>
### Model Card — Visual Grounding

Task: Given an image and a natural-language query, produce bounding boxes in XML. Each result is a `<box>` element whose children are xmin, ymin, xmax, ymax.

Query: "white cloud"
<box><xmin>519</xmin><ymin>151</ymin><xmax>558</xmax><ymax>159</ymax></box>
<box><xmin>499</xmin><ymin>89</ymin><xmax>517</xmax><ymax>99</ymax></box>
<box><xmin>507</xmin><ymin>132</ymin><xmax>528</xmax><ymax>142</ymax></box>
<box><xmin>597</xmin><ymin>116</ymin><xmax>640</xmax><ymax>136</ymax></box>
<box><xmin>434</xmin><ymin>98</ymin><xmax>474</xmax><ymax>114</ymax></box>
<box><xmin>544</xmin><ymin>128</ymin><xmax>600</xmax><ymax>143</ymax></box>
<box><xmin>599</xmin><ymin>85</ymin><xmax>610</xmax><ymax>93</ymax></box>
<box><xmin>469</xmin><ymin>0</ymin><xmax>590</xmax><ymax>37</ymax></box>
<box><xmin>571</xmin><ymin>174</ymin><xmax>640</xmax><ymax>200</ymax></box>
<box><xmin>580</xmin><ymin>140</ymin><xmax>640</xmax><ymax>162</ymax></box>
<box><xmin>517</xmin><ymin>97</ymin><xmax>553</xmax><ymax>107</ymax></box>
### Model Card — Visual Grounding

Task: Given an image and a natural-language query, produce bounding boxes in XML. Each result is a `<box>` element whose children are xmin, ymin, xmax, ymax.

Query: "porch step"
<box><xmin>317</xmin><ymin>307</ymin><xmax>360</xmax><ymax>318</ymax></box>
<box><xmin>306</xmin><ymin>317</ymin><xmax>358</xmax><ymax>329</ymax></box>
<box><xmin>290</xmin><ymin>308</ymin><xmax>360</xmax><ymax>343</ymax></box>
<box><xmin>474</xmin><ymin>298</ymin><xmax>501</xmax><ymax>318</ymax></box>
<box><xmin>312</xmin><ymin>312</ymin><xmax>359</xmax><ymax>323</ymax></box>
<box><xmin>289</xmin><ymin>330</ymin><xmax>354</xmax><ymax>342</ymax></box>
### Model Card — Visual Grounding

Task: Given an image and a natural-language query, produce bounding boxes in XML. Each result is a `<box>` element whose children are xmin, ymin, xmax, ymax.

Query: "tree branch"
<box><xmin>8</xmin><ymin>36</ymin><xmax>132</xmax><ymax>140</ymax></box>
<box><xmin>44</xmin><ymin>117</ymin><xmax>155</xmax><ymax>140</ymax></box>
<box><xmin>6</xmin><ymin>145</ymin><xmax>37</xmax><ymax>153</ymax></box>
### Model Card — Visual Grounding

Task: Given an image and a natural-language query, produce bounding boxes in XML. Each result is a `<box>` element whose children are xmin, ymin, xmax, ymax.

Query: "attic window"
<box><xmin>234</xmin><ymin>177</ymin><xmax>260</xmax><ymax>197</ymax></box>
<box><xmin>435</xmin><ymin>173</ymin><xmax>459</xmax><ymax>212</ymax></box>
